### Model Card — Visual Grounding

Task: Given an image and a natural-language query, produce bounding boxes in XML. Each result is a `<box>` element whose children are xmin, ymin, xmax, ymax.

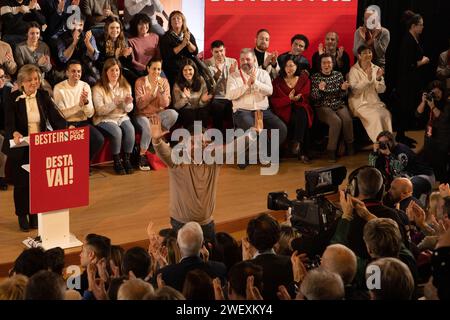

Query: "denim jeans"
<box><xmin>136</xmin><ymin>110</ymin><xmax>178</xmax><ymax>151</ymax></box>
<box><xmin>68</xmin><ymin>122</ymin><xmax>105</xmax><ymax>161</ymax></box>
<box><xmin>97</xmin><ymin>120</ymin><xmax>135</xmax><ymax>155</ymax></box>
<box><xmin>170</xmin><ymin>217</ymin><xmax>216</xmax><ymax>245</ymax></box>
<box><xmin>232</xmin><ymin>109</ymin><xmax>287</xmax><ymax>144</ymax></box>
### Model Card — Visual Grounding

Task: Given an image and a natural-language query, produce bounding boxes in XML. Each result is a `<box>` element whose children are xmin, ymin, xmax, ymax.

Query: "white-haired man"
<box><xmin>156</xmin><ymin>222</ymin><xmax>227</xmax><ymax>292</ymax></box>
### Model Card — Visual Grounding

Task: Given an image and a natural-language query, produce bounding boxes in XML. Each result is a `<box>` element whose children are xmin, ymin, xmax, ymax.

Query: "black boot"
<box><xmin>0</xmin><ymin>177</ymin><xmax>7</xmax><ymax>191</ymax></box>
<box><xmin>29</xmin><ymin>214</ymin><xmax>38</xmax><ymax>229</ymax></box>
<box><xmin>18</xmin><ymin>215</ymin><xmax>29</xmax><ymax>232</ymax></box>
<box><xmin>327</xmin><ymin>150</ymin><xmax>337</xmax><ymax>163</ymax></box>
<box><xmin>123</xmin><ymin>153</ymin><xmax>134</xmax><ymax>174</ymax></box>
<box><xmin>113</xmin><ymin>154</ymin><xmax>126</xmax><ymax>175</ymax></box>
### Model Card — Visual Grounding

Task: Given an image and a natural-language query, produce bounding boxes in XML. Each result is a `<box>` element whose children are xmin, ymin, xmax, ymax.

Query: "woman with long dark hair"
<box><xmin>172</xmin><ymin>58</ymin><xmax>211</xmax><ymax>129</ymax></box>
<box><xmin>271</xmin><ymin>57</ymin><xmax>313</xmax><ymax>163</ymax></box>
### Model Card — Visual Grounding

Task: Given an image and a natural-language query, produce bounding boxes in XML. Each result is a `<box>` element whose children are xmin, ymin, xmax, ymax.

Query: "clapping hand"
<box><xmin>79</xmin><ymin>88</ymin><xmax>89</xmax><ymax>107</ymax></box>
<box><xmin>318</xmin><ymin>81</ymin><xmax>326</xmax><ymax>91</ymax></box>
<box><xmin>113</xmin><ymin>95</ymin><xmax>123</xmax><ymax>106</ymax></box>
<box><xmin>37</xmin><ymin>55</ymin><xmax>49</xmax><ymax>67</ymax></box>
<box><xmin>337</xmin><ymin>46</ymin><xmax>345</xmax><ymax>59</ymax></box>
<box><xmin>289</xmin><ymin>89</ymin><xmax>301</xmax><ymax>101</ymax></box>
<box><xmin>29</xmin><ymin>0</ymin><xmax>38</xmax><ymax>10</ymax></box>
<box><xmin>376</xmin><ymin>67</ymin><xmax>384</xmax><ymax>80</ymax></box>
<box><xmin>318</xmin><ymin>43</ymin><xmax>324</xmax><ymax>55</ymax></box>
<box><xmin>5</xmin><ymin>51</ymin><xmax>13</xmax><ymax>62</ymax></box>
<box><xmin>122</xmin><ymin>47</ymin><xmax>133</xmax><ymax>57</ymax></box>
<box><xmin>124</xmin><ymin>94</ymin><xmax>133</xmax><ymax>105</ymax></box>
<box><xmin>229</xmin><ymin>61</ymin><xmax>237</xmax><ymax>74</ymax></box>
<box><xmin>271</xmin><ymin>51</ymin><xmax>278</xmax><ymax>64</ymax></box>
<box><xmin>406</xmin><ymin>201</ymin><xmax>426</xmax><ymax>226</ymax></box>
<box><xmin>84</xmin><ymin>31</ymin><xmax>92</xmax><ymax>46</ymax></box>
<box><xmin>73</xmin><ymin>29</ymin><xmax>81</xmax><ymax>43</ymax></box>
<box><xmin>246</xmin><ymin>276</ymin><xmax>263</xmax><ymax>300</ymax></box>
<box><xmin>183</xmin><ymin>87</ymin><xmax>191</xmax><ymax>99</ymax></box>
<box><xmin>341</xmin><ymin>81</ymin><xmax>350</xmax><ymax>91</ymax></box>
<box><xmin>439</xmin><ymin>183</ymin><xmax>450</xmax><ymax>198</ymax></box>
<box><xmin>291</xmin><ymin>250</ymin><xmax>308</xmax><ymax>283</ymax></box>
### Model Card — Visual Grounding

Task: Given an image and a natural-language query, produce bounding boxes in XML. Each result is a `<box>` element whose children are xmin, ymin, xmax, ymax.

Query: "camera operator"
<box><xmin>334</xmin><ymin>167</ymin><xmax>408</xmax><ymax>260</ymax></box>
<box><xmin>332</xmin><ymin>190</ymin><xmax>417</xmax><ymax>294</ymax></box>
<box><xmin>416</xmin><ymin>80</ymin><xmax>450</xmax><ymax>183</ymax></box>
<box><xmin>369</xmin><ymin>131</ymin><xmax>435</xmax><ymax>202</ymax></box>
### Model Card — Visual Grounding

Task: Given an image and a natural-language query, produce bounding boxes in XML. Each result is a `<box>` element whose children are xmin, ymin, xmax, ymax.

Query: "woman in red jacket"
<box><xmin>271</xmin><ymin>57</ymin><xmax>313</xmax><ymax>163</ymax></box>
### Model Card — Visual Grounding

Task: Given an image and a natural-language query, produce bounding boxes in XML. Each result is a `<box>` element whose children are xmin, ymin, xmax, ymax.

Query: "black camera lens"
<box><xmin>379</xmin><ymin>142</ymin><xmax>388</xmax><ymax>150</ymax></box>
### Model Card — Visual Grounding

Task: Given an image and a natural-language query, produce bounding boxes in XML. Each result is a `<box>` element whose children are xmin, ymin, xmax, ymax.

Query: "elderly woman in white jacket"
<box><xmin>93</xmin><ymin>58</ymin><xmax>135</xmax><ymax>175</ymax></box>
<box><xmin>348</xmin><ymin>44</ymin><xmax>392</xmax><ymax>143</ymax></box>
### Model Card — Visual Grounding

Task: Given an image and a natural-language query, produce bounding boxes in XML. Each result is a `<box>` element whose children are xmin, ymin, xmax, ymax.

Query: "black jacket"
<box><xmin>251</xmin><ymin>253</ymin><xmax>294</xmax><ymax>300</ymax></box>
<box><xmin>2</xmin><ymin>89</ymin><xmax>67</xmax><ymax>155</ymax></box>
<box><xmin>156</xmin><ymin>256</ymin><xmax>227</xmax><ymax>292</ymax></box>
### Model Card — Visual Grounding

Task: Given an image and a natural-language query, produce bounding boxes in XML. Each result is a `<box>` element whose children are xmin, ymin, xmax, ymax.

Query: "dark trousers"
<box><xmin>178</xmin><ymin>106</ymin><xmax>210</xmax><ymax>129</ymax></box>
<box><xmin>9</xmin><ymin>147</ymin><xmax>30</xmax><ymax>217</ymax></box>
<box><xmin>170</xmin><ymin>217</ymin><xmax>216</xmax><ymax>245</ymax></box>
<box><xmin>209</xmin><ymin>99</ymin><xmax>233</xmax><ymax>133</ymax></box>
<box><xmin>289</xmin><ymin>107</ymin><xmax>310</xmax><ymax>154</ymax></box>
<box><xmin>68</xmin><ymin>122</ymin><xmax>105</xmax><ymax>162</ymax></box>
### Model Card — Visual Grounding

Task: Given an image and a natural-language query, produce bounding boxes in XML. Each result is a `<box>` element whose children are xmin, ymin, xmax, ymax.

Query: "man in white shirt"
<box><xmin>226</xmin><ymin>48</ymin><xmax>287</xmax><ymax>160</ymax></box>
<box><xmin>53</xmin><ymin>60</ymin><xmax>104</xmax><ymax>164</ymax></box>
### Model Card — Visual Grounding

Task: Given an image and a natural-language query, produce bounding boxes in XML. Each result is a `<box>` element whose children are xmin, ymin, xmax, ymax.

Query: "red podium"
<box><xmin>23</xmin><ymin>127</ymin><xmax>89</xmax><ymax>249</ymax></box>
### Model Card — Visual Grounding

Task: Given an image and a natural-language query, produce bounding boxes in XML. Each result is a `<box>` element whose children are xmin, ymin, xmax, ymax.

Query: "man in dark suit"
<box><xmin>247</xmin><ymin>213</ymin><xmax>294</xmax><ymax>300</ymax></box>
<box><xmin>157</xmin><ymin>222</ymin><xmax>227</xmax><ymax>292</ymax></box>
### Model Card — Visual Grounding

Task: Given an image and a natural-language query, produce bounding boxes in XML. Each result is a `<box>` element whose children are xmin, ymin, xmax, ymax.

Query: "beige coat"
<box><xmin>348</xmin><ymin>62</ymin><xmax>392</xmax><ymax>142</ymax></box>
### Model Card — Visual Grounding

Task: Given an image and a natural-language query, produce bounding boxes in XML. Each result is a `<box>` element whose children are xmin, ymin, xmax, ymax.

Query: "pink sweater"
<box><xmin>134</xmin><ymin>76</ymin><xmax>171</xmax><ymax>117</ymax></box>
<box><xmin>128</xmin><ymin>33</ymin><xmax>160</xmax><ymax>71</ymax></box>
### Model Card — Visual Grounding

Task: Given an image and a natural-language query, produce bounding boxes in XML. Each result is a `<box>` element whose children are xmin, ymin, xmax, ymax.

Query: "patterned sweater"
<box><xmin>310</xmin><ymin>71</ymin><xmax>347</xmax><ymax>111</ymax></box>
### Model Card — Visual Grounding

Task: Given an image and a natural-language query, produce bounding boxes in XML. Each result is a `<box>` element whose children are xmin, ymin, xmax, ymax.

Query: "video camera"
<box><xmin>267</xmin><ymin>165</ymin><xmax>347</xmax><ymax>235</ymax></box>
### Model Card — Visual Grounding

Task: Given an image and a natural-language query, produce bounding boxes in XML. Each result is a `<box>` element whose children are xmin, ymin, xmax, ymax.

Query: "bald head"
<box><xmin>321</xmin><ymin>244</ymin><xmax>357</xmax><ymax>284</ymax></box>
<box><xmin>389</xmin><ymin>178</ymin><xmax>413</xmax><ymax>203</ymax></box>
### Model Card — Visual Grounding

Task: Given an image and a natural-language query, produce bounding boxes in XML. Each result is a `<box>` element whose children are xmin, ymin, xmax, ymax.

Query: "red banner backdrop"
<box><xmin>204</xmin><ymin>0</ymin><xmax>358</xmax><ymax>62</ymax></box>
<box><xmin>29</xmin><ymin>127</ymin><xmax>89</xmax><ymax>214</ymax></box>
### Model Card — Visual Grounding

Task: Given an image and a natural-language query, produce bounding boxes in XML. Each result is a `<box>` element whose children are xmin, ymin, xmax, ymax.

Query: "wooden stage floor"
<box><xmin>0</xmin><ymin>150</ymin><xmax>375</xmax><ymax>273</ymax></box>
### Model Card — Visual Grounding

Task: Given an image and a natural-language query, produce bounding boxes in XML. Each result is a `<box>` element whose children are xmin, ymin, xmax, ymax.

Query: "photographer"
<box><xmin>369</xmin><ymin>131</ymin><xmax>435</xmax><ymax>201</ymax></box>
<box><xmin>416</xmin><ymin>80</ymin><xmax>450</xmax><ymax>183</ymax></box>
